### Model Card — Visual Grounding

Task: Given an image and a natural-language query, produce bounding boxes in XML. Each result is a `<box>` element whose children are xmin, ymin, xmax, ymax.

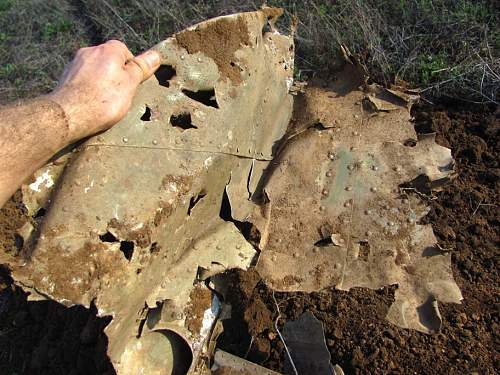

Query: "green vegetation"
<box><xmin>0</xmin><ymin>0</ymin><xmax>498</xmax><ymax>104</ymax></box>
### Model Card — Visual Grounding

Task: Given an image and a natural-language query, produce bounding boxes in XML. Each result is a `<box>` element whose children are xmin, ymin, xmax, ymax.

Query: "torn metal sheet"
<box><xmin>212</xmin><ymin>350</ymin><xmax>282</xmax><ymax>375</ymax></box>
<box><xmin>0</xmin><ymin>8</ymin><xmax>294</xmax><ymax>374</ymax></box>
<box><xmin>282</xmin><ymin>311</ymin><xmax>335</xmax><ymax>375</ymax></box>
<box><xmin>255</xmin><ymin>64</ymin><xmax>462</xmax><ymax>334</ymax></box>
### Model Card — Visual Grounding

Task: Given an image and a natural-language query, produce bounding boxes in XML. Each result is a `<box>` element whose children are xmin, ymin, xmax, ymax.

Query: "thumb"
<box><xmin>125</xmin><ymin>50</ymin><xmax>161</xmax><ymax>84</ymax></box>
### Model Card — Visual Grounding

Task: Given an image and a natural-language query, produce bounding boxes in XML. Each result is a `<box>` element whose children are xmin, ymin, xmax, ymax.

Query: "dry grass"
<box><xmin>0</xmin><ymin>0</ymin><xmax>498</xmax><ymax>104</ymax></box>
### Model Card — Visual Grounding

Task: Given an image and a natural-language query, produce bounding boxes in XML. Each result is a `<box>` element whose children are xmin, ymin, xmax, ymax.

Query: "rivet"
<box><xmin>152</xmin><ymin>140</ymin><xmax>158</xmax><ymax>145</ymax></box>
<box><xmin>345</xmin><ymin>186</ymin><xmax>352</xmax><ymax>191</ymax></box>
<box><xmin>322</xmin><ymin>189</ymin><xmax>329</xmax><ymax>196</ymax></box>
<box><xmin>326</xmin><ymin>171</ymin><xmax>332</xmax><ymax>177</ymax></box>
<box><xmin>197</xmin><ymin>57</ymin><xmax>202</xmax><ymax>62</ymax></box>
<box><xmin>328</xmin><ymin>152</ymin><xmax>335</xmax><ymax>160</ymax></box>
<box><xmin>271</xmin><ymin>255</ymin><xmax>277</xmax><ymax>261</ymax></box>
<box><xmin>319</xmin><ymin>206</ymin><xmax>325</xmax><ymax>211</ymax></box>
<box><xmin>353</xmin><ymin>131</ymin><xmax>359</xmax><ymax>136</ymax></box>
<box><xmin>394</xmin><ymin>166</ymin><xmax>401</xmax><ymax>172</ymax></box>
<box><xmin>354</xmin><ymin>114</ymin><xmax>359</xmax><ymax>119</ymax></box>
<box><xmin>293</xmin><ymin>252</ymin><xmax>299</xmax><ymax>258</ymax></box>
<box><xmin>277</xmin><ymin>238</ymin><xmax>282</xmax><ymax>243</ymax></box>
<box><xmin>350</xmin><ymin>146</ymin><xmax>356</xmax><ymax>151</ymax></box>
<box><xmin>236</xmin><ymin>244</ymin><xmax>242</xmax><ymax>250</ymax></box>
<box><xmin>180</xmin><ymin>55</ymin><xmax>185</xmax><ymax>60</ymax></box>
<box><xmin>334</xmin><ymin>263</ymin><xmax>340</xmax><ymax>269</ymax></box>
<box><xmin>344</xmin><ymin>201</ymin><xmax>351</xmax><ymax>207</ymax></box>
<box><xmin>388</xmin><ymin>221</ymin><xmax>395</xmax><ymax>226</ymax></box>
<box><xmin>407</xmin><ymin>218</ymin><xmax>414</xmax><ymax>223</ymax></box>
<box><xmin>216</xmin><ymin>245</ymin><xmax>221</xmax><ymax>250</ymax></box>
<box><xmin>372</xmin><ymin>166</ymin><xmax>379</xmax><ymax>171</ymax></box>
<box><xmin>347</xmin><ymin>165</ymin><xmax>354</xmax><ymax>171</ymax></box>
<box><xmin>122</xmin><ymin>137</ymin><xmax>129</xmax><ymax>143</ymax></box>
<box><xmin>365</xmin><ymin>209</ymin><xmax>372</xmax><ymax>215</ymax></box>
<box><xmin>384</xmin><ymin>205</ymin><xmax>390</xmax><ymax>210</ymax></box>
<box><xmin>370</xmin><ymin>187</ymin><xmax>377</xmax><ymax>192</ymax></box>
<box><xmin>313</xmin><ymin>247</ymin><xmax>319</xmax><ymax>253</ymax></box>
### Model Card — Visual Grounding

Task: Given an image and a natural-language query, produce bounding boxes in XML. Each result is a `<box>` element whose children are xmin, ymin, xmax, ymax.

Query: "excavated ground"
<box><xmin>0</xmin><ymin>101</ymin><xmax>498</xmax><ymax>374</ymax></box>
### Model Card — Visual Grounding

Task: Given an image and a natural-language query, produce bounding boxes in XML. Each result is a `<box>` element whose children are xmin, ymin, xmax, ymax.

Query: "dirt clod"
<box><xmin>176</xmin><ymin>16</ymin><xmax>250</xmax><ymax>84</ymax></box>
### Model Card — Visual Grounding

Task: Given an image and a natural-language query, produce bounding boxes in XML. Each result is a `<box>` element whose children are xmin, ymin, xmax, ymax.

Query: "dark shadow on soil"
<box><xmin>0</xmin><ymin>266</ymin><xmax>115</xmax><ymax>375</ymax></box>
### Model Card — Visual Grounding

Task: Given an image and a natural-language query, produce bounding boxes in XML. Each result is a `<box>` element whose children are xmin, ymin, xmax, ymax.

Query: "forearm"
<box><xmin>0</xmin><ymin>98</ymin><xmax>71</xmax><ymax>207</ymax></box>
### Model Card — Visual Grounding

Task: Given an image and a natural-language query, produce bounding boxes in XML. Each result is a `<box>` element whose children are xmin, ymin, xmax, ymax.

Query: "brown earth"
<box><xmin>0</xmin><ymin>101</ymin><xmax>498</xmax><ymax>374</ymax></box>
<box><xmin>176</xmin><ymin>15</ymin><xmax>250</xmax><ymax>84</ymax></box>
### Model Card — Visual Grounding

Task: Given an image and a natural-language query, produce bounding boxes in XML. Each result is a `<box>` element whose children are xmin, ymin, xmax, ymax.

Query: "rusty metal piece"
<box><xmin>1</xmin><ymin>8</ymin><xmax>294</xmax><ymax>373</ymax></box>
<box><xmin>254</xmin><ymin>63</ymin><xmax>462</xmax><ymax>334</ymax></box>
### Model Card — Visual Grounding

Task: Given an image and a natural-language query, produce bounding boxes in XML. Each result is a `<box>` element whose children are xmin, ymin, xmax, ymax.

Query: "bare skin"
<box><xmin>0</xmin><ymin>40</ymin><xmax>161</xmax><ymax>207</ymax></box>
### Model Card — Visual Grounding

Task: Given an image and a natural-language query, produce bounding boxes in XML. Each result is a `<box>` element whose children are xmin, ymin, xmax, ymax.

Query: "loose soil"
<box><xmin>176</xmin><ymin>16</ymin><xmax>250</xmax><ymax>85</ymax></box>
<box><xmin>0</xmin><ymin>101</ymin><xmax>498</xmax><ymax>374</ymax></box>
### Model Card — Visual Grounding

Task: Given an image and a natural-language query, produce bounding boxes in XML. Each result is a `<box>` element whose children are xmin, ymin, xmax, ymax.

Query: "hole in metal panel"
<box><xmin>154</xmin><ymin>65</ymin><xmax>176</xmax><ymax>88</ymax></box>
<box><xmin>182</xmin><ymin>89</ymin><xmax>219</xmax><ymax>108</ymax></box>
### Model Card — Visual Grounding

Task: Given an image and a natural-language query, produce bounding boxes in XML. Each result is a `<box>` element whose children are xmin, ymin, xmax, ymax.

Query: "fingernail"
<box><xmin>141</xmin><ymin>50</ymin><xmax>161</xmax><ymax>68</ymax></box>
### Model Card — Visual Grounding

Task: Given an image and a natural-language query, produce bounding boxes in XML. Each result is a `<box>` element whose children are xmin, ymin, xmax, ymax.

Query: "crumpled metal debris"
<box><xmin>211</xmin><ymin>350</ymin><xmax>281</xmax><ymax>374</ymax></box>
<box><xmin>0</xmin><ymin>6</ymin><xmax>463</xmax><ymax>374</ymax></box>
<box><xmin>1</xmin><ymin>8</ymin><xmax>294</xmax><ymax>374</ymax></box>
<box><xmin>282</xmin><ymin>311</ymin><xmax>336</xmax><ymax>375</ymax></box>
<box><xmin>254</xmin><ymin>64</ymin><xmax>462</xmax><ymax>334</ymax></box>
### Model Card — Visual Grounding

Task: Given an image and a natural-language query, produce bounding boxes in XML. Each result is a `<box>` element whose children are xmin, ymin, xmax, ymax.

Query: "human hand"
<box><xmin>49</xmin><ymin>40</ymin><xmax>161</xmax><ymax>142</ymax></box>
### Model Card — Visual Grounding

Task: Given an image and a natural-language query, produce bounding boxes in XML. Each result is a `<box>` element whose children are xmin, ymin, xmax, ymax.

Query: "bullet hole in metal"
<box><xmin>182</xmin><ymin>88</ymin><xmax>219</xmax><ymax>108</ymax></box>
<box><xmin>170</xmin><ymin>112</ymin><xmax>197</xmax><ymax>131</ymax></box>
<box><xmin>99</xmin><ymin>231</ymin><xmax>134</xmax><ymax>261</ymax></box>
<box><xmin>188</xmin><ymin>191</ymin><xmax>207</xmax><ymax>216</ymax></box>
<box><xmin>358</xmin><ymin>241</ymin><xmax>370</xmax><ymax>261</ymax></box>
<box><xmin>141</xmin><ymin>106</ymin><xmax>152</xmax><ymax>121</ymax></box>
<box><xmin>99</xmin><ymin>231</ymin><xmax>118</xmax><ymax>243</ymax></box>
<box><xmin>154</xmin><ymin>65</ymin><xmax>176</xmax><ymax>88</ymax></box>
<box><xmin>404</xmin><ymin>138</ymin><xmax>417</xmax><ymax>147</ymax></box>
<box><xmin>400</xmin><ymin>174</ymin><xmax>432</xmax><ymax>195</ymax></box>
<box><xmin>314</xmin><ymin>237</ymin><xmax>333</xmax><ymax>247</ymax></box>
<box><xmin>149</xmin><ymin>242</ymin><xmax>159</xmax><ymax>254</ymax></box>
<box><xmin>33</xmin><ymin>207</ymin><xmax>46</xmax><ymax>218</ymax></box>
<box><xmin>120</xmin><ymin>241</ymin><xmax>134</xmax><ymax>261</ymax></box>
